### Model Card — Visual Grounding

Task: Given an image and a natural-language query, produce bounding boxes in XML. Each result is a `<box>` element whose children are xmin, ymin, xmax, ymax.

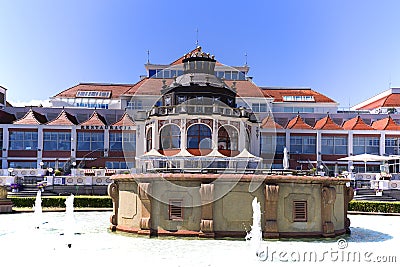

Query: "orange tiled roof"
<box><xmin>125</xmin><ymin>78</ymin><xmax>264</xmax><ymax>98</ymax></box>
<box><xmin>54</xmin><ymin>83</ymin><xmax>133</xmax><ymax>99</ymax></box>
<box><xmin>13</xmin><ymin>109</ymin><xmax>47</xmax><ymax>125</ymax></box>
<box><xmin>47</xmin><ymin>110</ymin><xmax>78</xmax><ymax>126</ymax></box>
<box><xmin>124</xmin><ymin>78</ymin><xmax>173</xmax><ymax>96</ymax></box>
<box><xmin>261</xmin><ymin>87</ymin><xmax>336</xmax><ymax>103</ymax></box>
<box><xmin>112</xmin><ymin>112</ymin><xmax>135</xmax><ymax>127</ymax></box>
<box><xmin>371</xmin><ymin>116</ymin><xmax>400</xmax><ymax>130</ymax></box>
<box><xmin>225</xmin><ymin>80</ymin><xmax>264</xmax><ymax>98</ymax></box>
<box><xmin>314</xmin><ymin>115</ymin><xmax>343</xmax><ymax>130</ymax></box>
<box><xmin>356</xmin><ymin>94</ymin><xmax>400</xmax><ymax>110</ymax></box>
<box><xmin>260</xmin><ymin>116</ymin><xmax>283</xmax><ymax>129</ymax></box>
<box><xmin>80</xmin><ymin>111</ymin><xmax>107</xmax><ymax>126</ymax></box>
<box><xmin>286</xmin><ymin>115</ymin><xmax>312</xmax><ymax>129</ymax></box>
<box><xmin>341</xmin><ymin>116</ymin><xmax>373</xmax><ymax>130</ymax></box>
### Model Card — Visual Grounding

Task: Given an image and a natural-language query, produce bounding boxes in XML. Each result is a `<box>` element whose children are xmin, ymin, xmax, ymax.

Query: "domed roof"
<box><xmin>162</xmin><ymin>46</ymin><xmax>236</xmax><ymax>94</ymax></box>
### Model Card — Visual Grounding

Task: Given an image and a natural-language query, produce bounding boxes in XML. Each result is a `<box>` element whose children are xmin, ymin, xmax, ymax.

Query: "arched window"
<box><xmin>187</xmin><ymin>124</ymin><xmax>212</xmax><ymax>149</ymax></box>
<box><xmin>160</xmin><ymin>124</ymin><xmax>181</xmax><ymax>149</ymax></box>
<box><xmin>218</xmin><ymin>125</ymin><xmax>238</xmax><ymax>150</ymax></box>
<box><xmin>146</xmin><ymin>128</ymin><xmax>152</xmax><ymax>152</ymax></box>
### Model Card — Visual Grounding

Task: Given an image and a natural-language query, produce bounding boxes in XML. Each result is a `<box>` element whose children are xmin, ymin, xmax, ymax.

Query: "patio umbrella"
<box><xmin>283</xmin><ymin>147</ymin><xmax>289</xmax><ymax>170</ymax></box>
<box><xmin>338</xmin><ymin>153</ymin><xmax>392</xmax><ymax>172</ymax></box>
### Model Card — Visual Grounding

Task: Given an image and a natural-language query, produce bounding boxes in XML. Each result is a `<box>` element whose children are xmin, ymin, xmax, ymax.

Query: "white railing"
<box><xmin>0</xmin><ymin>176</ymin><xmax>16</xmax><ymax>186</ymax></box>
<box><xmin>370</xmin><ymin>180</ymin><xmax>400</xmax><ymax>190</ymax></box>
<box><xmin>45</xmin><ymin>176</ymin><xmax>113</xmax><ymax>186</ymax></box>
<box><xmin>0</xmin><ymin>169</ymin><xmax>47</xmax><ymax>177</ymax></box>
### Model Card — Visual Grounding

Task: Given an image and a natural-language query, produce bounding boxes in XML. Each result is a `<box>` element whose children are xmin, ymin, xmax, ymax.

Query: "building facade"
<box><xmin>0</xmin><ymin>46</ymin><xmax>399</xmax><ymax>175</ymax></box>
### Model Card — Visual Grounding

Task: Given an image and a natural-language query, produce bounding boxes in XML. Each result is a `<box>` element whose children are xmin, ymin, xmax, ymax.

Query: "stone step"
<box><xmin>354</xmin><ymin>194</ymin><xmax>399</xmax><ymax>202</ymax></box>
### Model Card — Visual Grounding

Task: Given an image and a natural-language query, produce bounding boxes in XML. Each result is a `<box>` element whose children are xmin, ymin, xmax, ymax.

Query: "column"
<box><xmin>104</xmin><ymin>128</ymin><xmax>109</xmax><ymax>158</ymax></box>
<box><xmin>212</xmin><ymin>119</ymin><xmax>218</xmax><ymax>150</ymax></box>
<box><xmin>152</xmin><ymin>121</ymin><xmax>157</xmax><ymax>150</ymax></box>
<box><xmin>37</xmin><ymin>126</ymin><xmax>43</xmax><ymax>169</ymax></box>
<box><xmin>180</xmin><ymin>118</ymin><xmax>187</xmax><ymax>149</ymax></box>
<box><xmin>380</xmin><ymin>132</ymin><xmax>385</xmax><ymax>155</ymax></box>
<box><xmin>316</xmin><ymin>131</ymin><xmax>322</xmax><ymax>163</ymax></box>
<box><xmin>238</xmin><ymin>121</ymin><xmax>246</xmax><ymax>151</ymax></box>
<box><xmin>2</xmin><ymin>126</ymin><xmax>9</xmax><ymax>169</ymax></box>
<box><xmin>347</xmin><ymin>132</ymin><xmax>353</xmax><ymax>170</ymax></box>
<box><xmin>70</xmin><ymin>126</ymin><xmax>77</xmax><ymax>159</ymax></box>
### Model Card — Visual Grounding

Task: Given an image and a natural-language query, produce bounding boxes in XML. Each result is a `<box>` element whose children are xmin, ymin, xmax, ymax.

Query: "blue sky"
<box><xmin>1</xmin><ymin>0</ymin><xmax>400</xmax><ymax>108</ymax></box>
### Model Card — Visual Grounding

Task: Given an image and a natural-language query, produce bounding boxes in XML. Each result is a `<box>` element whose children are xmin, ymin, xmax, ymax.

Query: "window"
<box><xmin>43</xmin><ymin>132</ymin><xmax>71</xmax><ymax>151</ymax></box>
<box><xmin>218</xmin><ymin>126</ymin><xmax>238</xmax><ymax>150</ymax></box>
<box><xmin>169</xmin><ymin>199</ymin><xmax>183</xmax><ymax>220</ymax></box>
<box><xmin>106</xmin><ymin>161</ymin><xmax>130</xmax><ymax>169</ymax></box>
<box><xmin>260</xmin><ymin>135</ymin><xmax>286</xmax><ymax>154</ymax></box>
<box><xmin>293</xmin><ymin>201</ymin><xmax>307</xmax><ymax>222</ymax></box>
<box><xmin>283</xmin><ymin>96</ymin><xmax>315</xmax><ymax>102</ymax></box>
<box><xmin>321</xmin><ymin>136</ymin><xmax>347</xmax><ymax>155</ymax></box>
<box><xmin>160</xmin><ymin>124</ymin><xmax>181</xmax><ymax>149</ymax></box>
<box><xmin>146</xmin><ymin>128</ymin><xmax>152</xmax><ymax>152</ymax></box>
<box><xmin>77</xmin><ymin>132</ymin><xmax>104</xmax><ymax>151</ymax></box>
<box><xmin>252</xmin><ymin>103</ymin><xmax>268</xmax><ymax>113</ymax></box>
<box><xmin>76</xmin><ymin>91</ymin><xmax>111</xmax><ymax>98</ymax></box>
<box><xmin>283</xmin><ymin>107</ymin><xmax>315</xmax><ymax>113</ymax></box>
<box><xmin>75</xmin><ymin>102</ymin><xmax>109</xmax><ymax>109</ymax></box>
<box><xmin>353</xmin><ymin>136</ymin><xmax>379</xmax><ymax>155</ymax></box>
<box><xmin>187</xmin><ymin>124</ymin><xmax>212</xmax><ymax>149</ymax></box>
<box><xmin>127</xmin><ymin>100</ymin><xmax>143</xmax><ymax>110</ymax></box>
<box><xmin>9</xmin><ymin>131</ymin><xmax>38</xmax><ymax>150</ymax></box>
<box><xmin>385</xmin><ymin>137</ymin><xmax>400</xmax><ymax>155</ymax></box>
<box><xmin>290</xmin><ymin>135</ymin><xmax>316</xmax><ymax>154</ymax></box>
<box><xmin>109</xmin><ymin>132</ymin><xmax>136</xmax><ymax>151</ymax></box>
<box><xmin>8</xmin><ymin>161</ymin><xmax>36</xmax><ymax>169</ymax></box>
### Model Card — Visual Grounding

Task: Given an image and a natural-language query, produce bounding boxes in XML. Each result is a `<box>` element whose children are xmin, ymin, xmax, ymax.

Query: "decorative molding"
<box><xmin>138</xmin><ymin>182</ymin><xmax>152</xmax><ymax>233</ymax></box>
<box><xmin>199</xmin><ymin>184</ymin><xmax>214</xmax><ymax>237</ymax></box>
<box><xmin>321</xmin><ymin>186</ymin><xmax>337</xmax><ymax>237</ymax></box>
<box><xmin>107</xmin><ymin>182</ymin><xmax>119</xmax><ymax>230</ymax></box>
<box><xmin>344</xmin><ymin>186</ymin><xmax>354</xmax><ymax>234</ymax></box>
<box><xmin>264</xmin><ymin>184</ymin><xmax>279</xmax><ymax>238</ymax></box>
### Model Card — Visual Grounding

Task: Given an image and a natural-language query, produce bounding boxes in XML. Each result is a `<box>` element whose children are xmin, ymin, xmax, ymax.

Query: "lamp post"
<box><xmin>72</xmin><ymin>162</ymin><xmax>77</xmax><ymax>176</ymax></box>
<box><xmin>39</xmin><ymin>161</ymin><xmax>44</xmax><ymax>169</ymax></box>
<box><xmin>7</xmin><ymin>168</ymin><xmax>13</xmax><ymax>176</ymax></box>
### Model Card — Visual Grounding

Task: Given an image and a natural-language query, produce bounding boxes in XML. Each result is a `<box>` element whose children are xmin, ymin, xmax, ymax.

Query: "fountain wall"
<box><xmin>109</xmin><ymin>174</ymin><xmax>352</xmax><ymax>238</ymax></box>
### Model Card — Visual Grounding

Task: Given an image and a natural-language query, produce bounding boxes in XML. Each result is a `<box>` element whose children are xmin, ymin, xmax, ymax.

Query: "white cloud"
<box><xmin>8</xmin><ymin>99</ymin><xmax>51</xmax><ymax>107</ymax></box>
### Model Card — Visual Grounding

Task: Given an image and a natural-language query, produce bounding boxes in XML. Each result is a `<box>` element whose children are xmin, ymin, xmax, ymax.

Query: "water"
<box><xmin>33</xmin><ymin>190</ymin><xmax>42</xmax><ymax>229</ymax></box>
<box><xmin>245</xmin><ymin>197</ymin><xmax>263</xmax><ymax>256</ymax></box>
<box><xmin>0</xmin><ymin>212</ymin><xmax>398</xmax><ymax>266</ymax></box>
<box><xmin>63</xmin><ymin>194</ymin><xmax>75</xmax><ymax>247</ymax></box>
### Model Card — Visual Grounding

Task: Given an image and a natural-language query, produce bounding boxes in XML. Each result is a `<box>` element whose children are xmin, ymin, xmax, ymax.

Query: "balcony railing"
<box><xmin>147</xmin><ymin>104</ymin><xmax>255</xmax><ymax>119</ymax></box>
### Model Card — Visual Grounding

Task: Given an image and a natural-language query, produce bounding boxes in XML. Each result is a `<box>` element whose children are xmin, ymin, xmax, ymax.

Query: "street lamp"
<box><xmin>7</xmin><ymin>168</ymin><xmax>13</xmax><ymax>176</ymax></box>
<box><xmin>72</xmin><ymin>162</ymin><xmax>76</xmax><ymax>168</ymax></box>
<box><xmin>39</xmin><ymin>161</ymin><xmax>44</xmax><ymax>169</ymax></box>
<box><xmin>48</xmin><ymin>167</ymin><xmax>53</xmax><ymax>174</ymax></box>
<box><xmin>350</xmin><ymin>165</ymin><xmax>355</xmax><ymax>172</ymax></box>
